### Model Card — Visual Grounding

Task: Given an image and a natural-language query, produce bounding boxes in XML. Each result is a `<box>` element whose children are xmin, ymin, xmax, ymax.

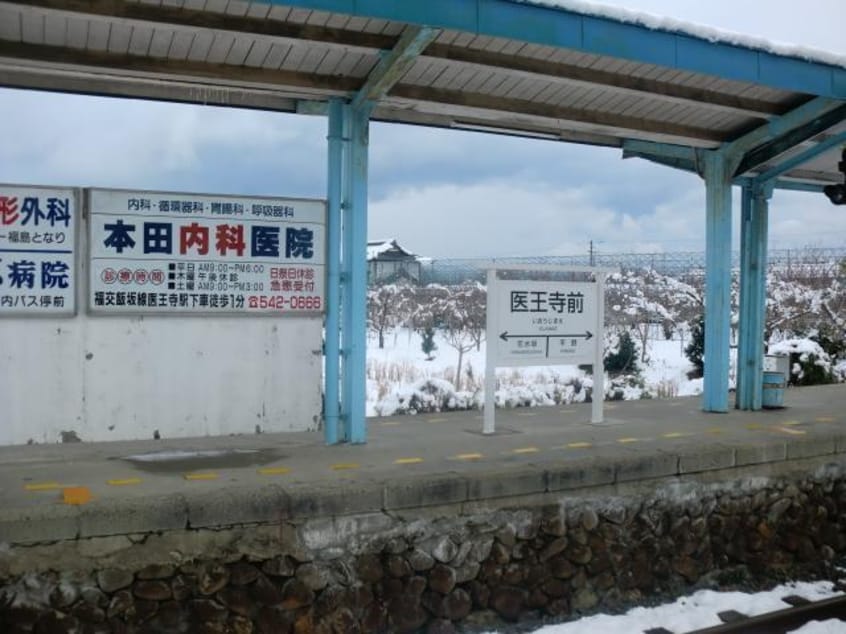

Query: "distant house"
<box><xmin>367</xmin><ymin>239</ymin><xmax>421</xmax><ymax>284</ymax></box>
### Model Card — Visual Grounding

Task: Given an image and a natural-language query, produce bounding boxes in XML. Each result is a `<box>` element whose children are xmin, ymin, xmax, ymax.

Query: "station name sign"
<box><xmin>494</xmin><ymin>280</ymin><xmax>598</xmax><ymax>366</ymax></box>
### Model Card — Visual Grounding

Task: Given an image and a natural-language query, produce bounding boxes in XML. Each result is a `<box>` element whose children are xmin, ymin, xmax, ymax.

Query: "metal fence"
<box><xmin>420</xmin><ymin>247</ymin><xmax>846</xmax><ymax>285</ymax></box>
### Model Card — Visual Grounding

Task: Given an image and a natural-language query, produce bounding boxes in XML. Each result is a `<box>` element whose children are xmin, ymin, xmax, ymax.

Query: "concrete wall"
<box><xmin>0</xmin><ymin>315</ymin><xmax>322</xmax><ymax>444</ymax></box>
<box><xmin>1</xmin><ymin>456</ymin><xmax>844</xmax><ymax>633</ymax></box>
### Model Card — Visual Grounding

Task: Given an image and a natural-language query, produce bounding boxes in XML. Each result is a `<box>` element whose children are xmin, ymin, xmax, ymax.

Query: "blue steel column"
<box><xmin>736</xmin><ymin>183</ymin><xmax>771</xmax><ymax>410</ymax></box>
<box><xmin>702</xmin><ymin>151</ymin><xmax>733</xmax><ymax>412</ymax></box>
<box><xmin>750</xmin><ymin>186</ymin><xmax>771</xmax><ymax>410</ymax></box>
<box><xmin>340</xmin><ymin>104</ymin><xmax>353</xmax><ymax>443</ymax></box>
<box><xmin>736</xmin><ymin>185</ymin><xmax>753</xmax><ymax>410</ymax></box>
<box><xmin>340</xmin><ymin>103</ymin><xmax>371</xmax><ymax>444</ymax></box>
<box><xmin>323</xmin><ymin>99</ymin><xmax>344</xmax><ymax>444</ymax></box>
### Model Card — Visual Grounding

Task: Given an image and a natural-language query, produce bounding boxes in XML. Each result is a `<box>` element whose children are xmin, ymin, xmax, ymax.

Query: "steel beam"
<box><xmin>753</xmin><ymin>131</ymin><xmax>846</xmax><ymax>184</ymax></box>
<box><xmin>723</xmin><ymin>97</ymin><xmax>843</xmax><ymax>173</ymax></box>
<box><xmin>352</xmin><ymin>25</ymin><xmax>440</xmax><ymax>111</ymax></box>
<box><xmin>735</xmin><ymin>103</ymin><xmax>846</xmax><ymax>176</ymax></box>
<box><xmin>701</xmin><ymin>151</ymin><xmax>733</xmax><ymax>412</ymax></box>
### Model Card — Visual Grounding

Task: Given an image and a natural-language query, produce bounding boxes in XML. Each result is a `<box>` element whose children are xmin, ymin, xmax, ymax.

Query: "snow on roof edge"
<box><xmin>516</xmin><ymin>0</ymin><xmax>846</xmax><ymax>69</ymax></box>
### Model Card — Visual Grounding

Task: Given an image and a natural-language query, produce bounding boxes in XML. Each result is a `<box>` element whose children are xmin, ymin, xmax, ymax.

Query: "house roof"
<box><xmin>367</xmin><ymin>239</ymin><xmax>416</xmax><ymax>261</ymax></box>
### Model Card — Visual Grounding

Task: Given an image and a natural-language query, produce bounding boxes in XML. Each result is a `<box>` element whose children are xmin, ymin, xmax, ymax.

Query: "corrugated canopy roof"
<box><xmin>0</xmin><ymin>0</ymin><xmax>844</xmax><ymax>189</ymax></box>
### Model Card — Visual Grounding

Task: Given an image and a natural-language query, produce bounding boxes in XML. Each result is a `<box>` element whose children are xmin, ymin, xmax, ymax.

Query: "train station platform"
<box><xmin>1</xmin><ymin>384</ymin><xmax>845</xmax><ymax>545</ymax></box>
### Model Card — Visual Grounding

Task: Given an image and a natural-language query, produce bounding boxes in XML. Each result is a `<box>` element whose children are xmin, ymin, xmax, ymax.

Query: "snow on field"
<box><xmin>482</xmin><ymin>580</ymin><xmax>844</xmax><ymax>634</ymax></box>
<box><xmin>366</xmin><ymin>328</ymin><xmax>700</xmax><ymax>416</ymax></box>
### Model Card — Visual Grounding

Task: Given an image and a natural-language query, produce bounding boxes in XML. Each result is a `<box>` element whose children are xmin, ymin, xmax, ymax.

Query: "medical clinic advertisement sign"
<box><xmin>88</xmin><ymin>189</ymin><xmax>325</xmax><ymax>314</ymax></box>
<box><xmin>0</xmin><ymin>184</ymin><xmax>76</xmax><ymax>316</ymax></box>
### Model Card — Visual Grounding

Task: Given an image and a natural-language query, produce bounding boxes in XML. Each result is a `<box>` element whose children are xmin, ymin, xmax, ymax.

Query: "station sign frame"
<box><xmin>483</xmin><ymin>264</ymin><xmax>611</xmax><ymax>433</ymax></box>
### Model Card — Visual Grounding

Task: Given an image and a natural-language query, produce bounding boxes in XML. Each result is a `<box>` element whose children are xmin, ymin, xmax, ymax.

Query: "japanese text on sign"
<box><xmin>495</xmin><ymin>281</ymin><xmax>598</xmax><ymax>366</ymax></box>
<box><xmin>89</xmin><ymin>189</ymin><xmax>325</xmax><ymax>314</ymax></box>
<box><xmin>0</xmin><ymin>186</ymin><xmax>76</xmax><ymax>315</ymax></box>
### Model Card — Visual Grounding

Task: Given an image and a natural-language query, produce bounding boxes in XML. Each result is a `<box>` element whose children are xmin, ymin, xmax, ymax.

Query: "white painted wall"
<box><xmin>0</xmin><ymin>316</ymin><xmax>322</xmax><ymax>445</ymax></box>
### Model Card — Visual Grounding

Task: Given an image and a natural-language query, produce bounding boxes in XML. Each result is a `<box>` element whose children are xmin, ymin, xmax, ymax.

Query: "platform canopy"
<box><xmin>1</xmin><ymin>0</ymin><xmax>844</xmax><ymax>186</ymax></box>
<box><xmin>1</xmin><ymin>0</ymin><xmax>845</xmax><ymax>441</ymax></box>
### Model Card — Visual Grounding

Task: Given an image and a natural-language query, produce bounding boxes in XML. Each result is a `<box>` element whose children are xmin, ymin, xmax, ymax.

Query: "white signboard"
<box><xmin>495</xmin><ymin>280</ymin><xmax>598</xmax><ymax>366</ymax></box>
<box><xmin>88</xmin><ymin>189</ymin><xmax>325</xmax><ymax>314</ymax></box>
<box><xmin>484</xmin><ymin>268</ymin><xmax>607</xmax><ymax>433</ymax></box>
<box><xmin>0</xmin><ymin>184</ymin><xmax>76</xmax><ymax>315</ymax></box>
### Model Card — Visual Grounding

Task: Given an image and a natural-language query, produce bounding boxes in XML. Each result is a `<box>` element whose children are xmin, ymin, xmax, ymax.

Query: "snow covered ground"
<box><xmin>366</xmin><ymin>327</ymin><xmax>701</xmax><ymax>417</ymax></box>
<box><xmin>481</xmin><ymin>580</ymin><xmax>844</xmax><ymax>634</ymax></box>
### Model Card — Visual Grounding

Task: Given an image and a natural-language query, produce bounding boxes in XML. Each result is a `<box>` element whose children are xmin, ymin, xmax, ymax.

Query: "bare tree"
<box><xmin>367</xmin><ymin>283</ymin><xmax>411</xmax><ymax>349</ymax></box>
<box><xmin>433</xmin><ymin>285</ymin><xmax>486</xmax><ymax>390</ymax></box>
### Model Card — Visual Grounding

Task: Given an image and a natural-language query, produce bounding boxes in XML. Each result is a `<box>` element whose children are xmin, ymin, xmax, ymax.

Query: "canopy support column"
<box><xmin>702</xmin><ymin>151</ymin><xmax>733</xmax><ymax>412</ymax></box>
<box><xmin>323</xmin><ymin>98</ymin><xmax>344</xmax><ymax>444</ymax></box>
<box><xmin>736</xmin><ymin>182</ymin><xmax>771</xmax><ymax>410</ymax></box>
<box><xmin>340</xmin><ymin>103</ymin><xmax>371</xmax><ymax>444</ymax></box>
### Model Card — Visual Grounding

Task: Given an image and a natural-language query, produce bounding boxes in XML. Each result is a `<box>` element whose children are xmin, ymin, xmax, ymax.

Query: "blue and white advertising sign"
<box><xmin>0</xmin><ymin>184</ymin><xmax>76</xmax><ymax>316</ymax></box>
<box><xmin>88</xmin><ymin>188</ymin><xmax>326</xmax><ymax>314</ymax></box>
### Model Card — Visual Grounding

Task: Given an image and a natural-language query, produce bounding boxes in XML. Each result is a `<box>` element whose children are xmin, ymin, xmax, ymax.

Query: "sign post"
<box><xmin>484</xmin><ymin>265</ymin><xmax>609</xmax><ymax>434</ymax></box>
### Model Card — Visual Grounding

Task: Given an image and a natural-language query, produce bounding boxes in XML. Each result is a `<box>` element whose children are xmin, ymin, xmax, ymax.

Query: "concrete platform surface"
<box><xmin>1</xmin><ymin>385</ymin><xmax>844</xmax><ymax>544</ymax></box>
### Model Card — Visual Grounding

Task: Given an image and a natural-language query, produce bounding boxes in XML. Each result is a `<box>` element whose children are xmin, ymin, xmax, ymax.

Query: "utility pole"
<box><xmin>589</xmin><ymin>240</ymin><xmax>595</xmax><ymax>266</ymax></box>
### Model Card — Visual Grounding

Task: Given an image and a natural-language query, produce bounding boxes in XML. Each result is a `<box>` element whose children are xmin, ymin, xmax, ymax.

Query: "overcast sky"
<box><xmin>1</xmin><ymin>0</ymin><xmax>845</xmax><ymax>260</ymax></box>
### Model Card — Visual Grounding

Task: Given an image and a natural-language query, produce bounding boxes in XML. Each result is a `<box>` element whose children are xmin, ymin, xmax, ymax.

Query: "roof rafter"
<box><xmin>3</xmin><ymin>0</ymin><xmax>394</xmax><ymax>52</ymax></box>
<box><xmin>0</xmin><ymin>40</ymin><xmax>361</xmax><ymax>94</ymax></box>
<box><xmin>423</xmin><ymin>44</ymin><xmax>788</xmax><ymax>121</ymax></box>
<box><xmin>391</xmin><ymin>85</ymin><xmax>731</xmax><ymax>145</ymax></box>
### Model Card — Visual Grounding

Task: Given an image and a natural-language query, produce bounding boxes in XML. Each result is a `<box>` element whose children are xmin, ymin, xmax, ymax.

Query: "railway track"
<box><xmin>644</xmin><ymin>593</ymin><xmax>846</xmax><ymax>634</ymax></box>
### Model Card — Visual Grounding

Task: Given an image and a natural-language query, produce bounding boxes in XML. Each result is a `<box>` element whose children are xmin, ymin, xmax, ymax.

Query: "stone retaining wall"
<box><xmin>2</xmin><ymin>459</ymin><xmax>845</xmax><ymax>633</ymax></box>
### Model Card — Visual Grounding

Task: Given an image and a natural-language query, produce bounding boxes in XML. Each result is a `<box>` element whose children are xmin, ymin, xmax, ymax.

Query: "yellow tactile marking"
<box><xmin>454</xmin><ymin>453</ymin><xmax>483</xmax><ymax>460</ymax></box>
<box><xmin>617</xmin><ymin>437</ymin><xmax>640</xmax><ymax>444</ymax></box>
<box><xmin>662</xmin><ymin>432</ymin><xmax>691</xmax><ymax>439</ymax></box>
<box><xmin>24</xmin><ymin>482</ymin><xmax>64</xmax><ymax>491</ymax></box>
<box><xmin>816</xmin><ymin>417</ymin><xmax>835</xmax><ymax>423</ymax></box>
<box><xmin>330</xmin><ymin>463</ymin><xmax>360</xmax><ymax>471</ymax></box>
<box><xmin>745</xmin><ymin>423</ymin><xmax>765</xmax><ymax>430</ymax></box>
<box><xmin>512</xmin><ymin>447</ymin><xmax>539</xmax><ymax>454</ymax></box>
<box><xmin>184</xmin><ymin>472</ymin><xmax>218</xmax><ymax>481</ymax></box>
<box><xmin>774</xmin><ymin>426</ymin><xmax>807</xmax><ymax>436</ymax></box>
<box><xmin>394</xmin><ymin>457</ymin><xmax>424</xmax><ymax>465</ymax></box>
<box><xmin>426</xmin><ymin>417</ymin><xmax>448</xmax><ymax>423</ymax></box>
<box><xmin>62</xmin><ymin>487</ymin><xmax>92</xmax><ymax>505</ymax></box>
<box><xmin>566</xmin><ymin>442</ymin><xmax>592</xmax><ymax>449</ymax></box>
<box><xmin>782</xmin><ymin>420</ymin><xmax>801</xmax><ymax>426</ymax></box>
<box><xmin>516</xmin><ymin>412</ymin><xmax>537</xmax><ymax>417</ymax></box>
<box><xmin>258</xmin><ymin>467</ymin><xmax>291</xmax><ymax>476</ymax></box>
<box><xmin>379</xmin><ymin>421</ymin><xmax>401</xmax><ymax>427</ymax></box>
<box><xmin>707</xmin><ymin>427</ymin><xmax>724</xmax><ymax>435</ymax></box>
<box><xmin>107</xmin><ymin>478</ymin><xmax>142</xmax><ymax>486</ymax></box>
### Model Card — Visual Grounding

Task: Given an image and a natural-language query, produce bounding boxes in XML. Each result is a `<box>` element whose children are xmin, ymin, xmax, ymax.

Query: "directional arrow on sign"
<box><xmin>499</xmin><ymin>331</ymin><xmax>593</xmax><ymax>342</ymax></box>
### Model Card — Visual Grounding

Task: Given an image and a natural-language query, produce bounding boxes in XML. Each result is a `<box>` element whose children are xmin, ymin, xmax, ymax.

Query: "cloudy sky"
<box><xmin>1</xmin><ymin>0</ymin><xmax>845</xmax><ymax>260</ymax></box>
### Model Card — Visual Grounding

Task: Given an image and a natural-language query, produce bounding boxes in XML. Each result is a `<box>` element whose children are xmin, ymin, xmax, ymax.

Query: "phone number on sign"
<box><xmin>248</xmin><ymin>295</ymin><xmax>322</xmax><ymax>310</ymax></box>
